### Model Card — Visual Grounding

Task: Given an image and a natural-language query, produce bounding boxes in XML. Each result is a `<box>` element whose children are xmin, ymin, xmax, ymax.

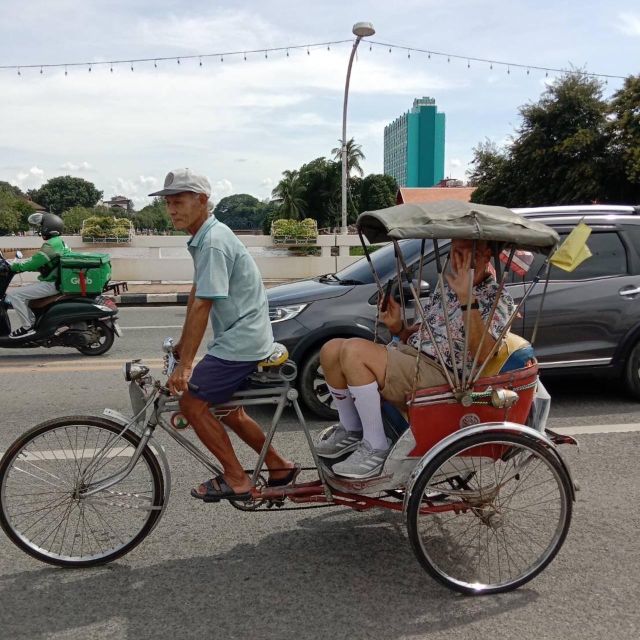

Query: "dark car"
<box><xmin>268</xmin><ymin>204</ymin><xmax>640</xmax><ymax>418</ymax></box>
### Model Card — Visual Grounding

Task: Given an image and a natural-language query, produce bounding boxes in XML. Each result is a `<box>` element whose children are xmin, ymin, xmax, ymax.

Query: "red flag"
<box><xmin>500</xmin><ymin>250</ymin><xmax>534</xmax><ymax>277</ymax></box>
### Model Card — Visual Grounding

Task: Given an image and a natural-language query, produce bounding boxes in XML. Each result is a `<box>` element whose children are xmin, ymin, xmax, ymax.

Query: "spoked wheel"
<box><xmin>0</xmin><ymin>416</ymin><xmax>164</xmax><ymax>567</ymax></box>
<box><xmin>406</xmin><ymin>431</ymin><xmax>573</xmax><ymax>595</ymax></box>
<box><xmin>76</xmin><ymin>320</ymin><xmax>115</xmax><ymax>356</ymax></box>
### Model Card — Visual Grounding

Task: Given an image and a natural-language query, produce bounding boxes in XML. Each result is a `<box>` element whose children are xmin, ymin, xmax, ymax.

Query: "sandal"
<box><xmin>190</xmin><ymin>475</ymin><xmax>252</xmax><ymax>503</ymax></box>
<box><xmin>266</xmin><ymin>463</ymin><xmax>301</xmax><ymax>487</ymax></box>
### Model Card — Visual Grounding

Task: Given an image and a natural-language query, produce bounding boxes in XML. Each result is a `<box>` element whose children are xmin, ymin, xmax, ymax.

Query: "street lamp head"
<box><xmin>352</xmin><ymin>22</ymin><xmax>375</xmax><ymax>38</ymax></box>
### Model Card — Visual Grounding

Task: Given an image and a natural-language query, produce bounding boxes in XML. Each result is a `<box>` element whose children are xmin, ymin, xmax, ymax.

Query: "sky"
<box><xmin>0</xmin><ymin>0</ymin><xmax>638</xmax><ymax>209</ymax></box>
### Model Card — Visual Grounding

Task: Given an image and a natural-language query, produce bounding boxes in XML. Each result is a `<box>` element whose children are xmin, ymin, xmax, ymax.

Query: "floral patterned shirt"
<box><xmin>406</xmin><ymin>276</ymin><xmax>516</xmax><ymax>372</ymax></box>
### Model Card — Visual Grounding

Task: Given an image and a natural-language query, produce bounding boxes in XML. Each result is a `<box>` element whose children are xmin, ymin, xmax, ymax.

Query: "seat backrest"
<box><xmin>479</xmin><ymin>332</ymin><xmax>533</xmax><ymax>377</ymax></box>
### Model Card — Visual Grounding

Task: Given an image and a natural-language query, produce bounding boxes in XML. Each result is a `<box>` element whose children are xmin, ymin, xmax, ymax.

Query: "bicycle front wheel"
<box><xmin>406</xmin><ymin>431</ymin><xmax>573</xmax><ymax>595</ymax></box>
<box><xmin>0</xmin><ymin>416</ymin><xmax>165</xmax><ymax>567</ymax></box>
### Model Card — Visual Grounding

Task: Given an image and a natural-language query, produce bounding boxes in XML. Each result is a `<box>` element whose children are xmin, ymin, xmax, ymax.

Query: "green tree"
<box><xmin>214</xmin><ymin>194</ymin><xmax>267</xmax><ymax>230</ymax></box>
<box><xmin>468</xmin><ymin>140</ymin><xmax>512</xmax><ymax>205</ymax></box>
<box><xmin>470</xmin><ymin>72</ymin><xmax>614</xmax><ymax>207</ymax></box>
<box><xmin>0</xmin><ymin>181</ymin><xmax>24</xmax><ymax>198</ymax></box>
<box><xmin>271</xmin><ymin>170</ymin><xmax>307</xmax><ymax>220</ymax></box>
<box><xmin>332</xmin><ymin>137</ymin><xmax>366</xmax><ymax>177</ymax></box>
<box><xmin>0</xmin><ymin>188</ymin><xmax>36</xmax><ymax>235</ymax></box>
<box><xmin>30</xmin><ymin>176</ymin><xmax>103</xmax><ymax>215</ymax></box>
<box><xmin>0</xmin><ymin>194</ymin><xmax>20</xmax><ymax>235</ymax></box>
<box><xmin>608</xmin><ymin>74</ymin><xmax>640</xmax><ymax>201</ymax></box>
<box><xmin>62</xmin><ymin>206</ymin><xmax>97</xmax><ymax>234</ymax></box>
<box><xmin>134</xmin><ymin>198</ymin><xmax>171</xmax><ymax>233</ymax></box>
<box><xmin>359</xmin><ymin>174</ymin><xmax>397</xmax><ymax>213</ymax></box>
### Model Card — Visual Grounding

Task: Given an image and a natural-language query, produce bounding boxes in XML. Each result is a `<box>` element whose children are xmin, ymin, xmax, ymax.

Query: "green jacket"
<box><xmin>11</xmin><ymin>236</ymin><xmax>70</xmax><ymax>283</ymax></box>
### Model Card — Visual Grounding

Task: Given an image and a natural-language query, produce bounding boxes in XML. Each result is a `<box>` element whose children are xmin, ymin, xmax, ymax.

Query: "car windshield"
<box><xmin>334</xmin><ymin>239</ymin><xmax>426</xmax><ymax>284</ymax></box>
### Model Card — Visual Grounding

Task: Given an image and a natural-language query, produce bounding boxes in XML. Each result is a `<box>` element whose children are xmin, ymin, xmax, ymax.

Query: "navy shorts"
<box><xmin>188</xmin><ymin>355</ymin><xmax>258</xmax><ymax>405</ymax></box>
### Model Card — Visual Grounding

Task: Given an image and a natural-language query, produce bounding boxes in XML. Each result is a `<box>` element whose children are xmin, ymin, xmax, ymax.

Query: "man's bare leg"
<box><xmin>180</xmin><ymin>393</ymin><xmax>252</xmax><ymax>493</ymax></box>
<box><xmin>222</xmin><ymin>407</ymin><xmax>295</xmax><ymax>482</ymax></box>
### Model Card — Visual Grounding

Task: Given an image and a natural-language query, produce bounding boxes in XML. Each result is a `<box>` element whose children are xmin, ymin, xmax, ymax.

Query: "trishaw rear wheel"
<box><xmin>406</xmin><ymin>431</ymin><xmax>572</xmax><ymax>595</ymax></box>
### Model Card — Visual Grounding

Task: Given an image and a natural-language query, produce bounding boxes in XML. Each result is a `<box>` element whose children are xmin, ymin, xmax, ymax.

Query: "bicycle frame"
<box><xmin>80</xmin><ymin>367</ymin><xmax>334</xmax><ymax>504</ymax></box>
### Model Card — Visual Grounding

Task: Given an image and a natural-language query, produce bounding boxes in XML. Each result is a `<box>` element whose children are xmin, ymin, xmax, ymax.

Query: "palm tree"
<box><xmin>331</xmin><ymin>137</ymin><xmax>365</xmax><ymax>177</ymax></box>
<box><xmin>271</xmin><ymin>170</ymin><xmax>307</xmax><ymax>220</ymax></box>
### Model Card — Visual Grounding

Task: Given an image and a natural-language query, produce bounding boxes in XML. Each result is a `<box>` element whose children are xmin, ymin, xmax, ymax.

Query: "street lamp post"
<box><xmin>341</xmin><ymin>21</ymin><xmax>375</xmax><ymax>234</ymax></box>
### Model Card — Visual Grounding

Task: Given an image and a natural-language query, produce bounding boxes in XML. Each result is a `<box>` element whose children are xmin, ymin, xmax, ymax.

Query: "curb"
<box><xmin>110</xmin><ymin>292</ymin><xmax>190</xmax><ymax>307</ymax></box>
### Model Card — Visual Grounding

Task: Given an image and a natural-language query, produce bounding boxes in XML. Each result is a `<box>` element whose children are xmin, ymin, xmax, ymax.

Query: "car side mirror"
<box><xmin>15</xmin><ymin>250</ymin><xmax>23</xmax><ymax>259</ymax></box>
<box><xmin>399</xmin><ymin>279</ymin><xmax>430</xmax><ymax>300</ymax></box>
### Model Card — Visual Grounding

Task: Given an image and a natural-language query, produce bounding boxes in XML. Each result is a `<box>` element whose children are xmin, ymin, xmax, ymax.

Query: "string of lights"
<box><xmin>0</xmin><ymin>37</ymin><xmax>627</xmax><ymax>81</ymax></box>
<box><xmin>367</xmin><ymin>39</ymin><xmax>627</xmax><ymax>81</ymax></box>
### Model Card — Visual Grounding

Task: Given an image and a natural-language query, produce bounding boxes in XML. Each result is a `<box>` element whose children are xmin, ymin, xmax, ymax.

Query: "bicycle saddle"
<box><xmin>258</xmin><ymin>342</ymin><xmax>289</xmax><ymax>368</ymax></box>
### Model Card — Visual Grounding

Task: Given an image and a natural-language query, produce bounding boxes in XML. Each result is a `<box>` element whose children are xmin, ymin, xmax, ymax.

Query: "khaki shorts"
<box><xmin>382</xmin><ymin>343</ymin><xmax>448</xmax><ymax>406</ymax></box>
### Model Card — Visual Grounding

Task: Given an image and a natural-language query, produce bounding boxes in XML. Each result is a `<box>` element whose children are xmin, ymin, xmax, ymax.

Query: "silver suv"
<box><xmin>268</xmin><ymin>204</ymin><xmax>640</xmax><ymax>418</ymax></box>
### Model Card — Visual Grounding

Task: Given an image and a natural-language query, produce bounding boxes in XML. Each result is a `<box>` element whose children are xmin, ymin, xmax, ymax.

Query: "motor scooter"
<box><xmin>0</xmin><ymin>249</ymin><xmax>121</xmax><ymax>355</ymax></box>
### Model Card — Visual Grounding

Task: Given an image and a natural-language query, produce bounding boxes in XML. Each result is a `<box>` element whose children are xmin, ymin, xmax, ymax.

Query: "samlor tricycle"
<box><xmin>0</xmin><ymin>200</ymin><xmax>578</xmax><ymax>595</ymax></box>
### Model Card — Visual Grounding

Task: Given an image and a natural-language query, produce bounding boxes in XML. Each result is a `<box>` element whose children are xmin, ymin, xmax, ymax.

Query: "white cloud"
<box><xmin>15</xmin><ymin>166</ymin><xmax>45</xmax><ymax>190</ymax></box>
<box><xmin>617</xmin><ymin>12</ymin><xmax>640</xmax><ymax>36</ymax></box>
<box><xmin>60</xmin><ymin>161</ymin><xmax>92</xmax><ymax>172</ymax></box>
<box><xmin>212</xmin><ymin>179</ymin><xmax>233</xmax><ymax>201</ymax></box>
<box><xmin>449</xmin><ymin>158</ymin><xmax>462</xmax><ymax>168</ymax></box>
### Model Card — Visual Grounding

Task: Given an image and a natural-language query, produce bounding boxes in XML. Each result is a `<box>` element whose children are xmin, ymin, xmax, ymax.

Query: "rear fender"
<box><xmin>402</xmin><ymin>421</ymin><xmax>576</xmax><ymax>517</ymax></box>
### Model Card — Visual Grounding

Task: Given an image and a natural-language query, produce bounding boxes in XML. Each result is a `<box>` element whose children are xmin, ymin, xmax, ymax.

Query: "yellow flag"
<box><xmin>549</xmin><ymin>222</ymin><xmax>593</xmax><ymax>272</ymax></box>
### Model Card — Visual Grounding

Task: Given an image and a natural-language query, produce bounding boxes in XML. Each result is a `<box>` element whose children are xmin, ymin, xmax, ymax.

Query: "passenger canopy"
<box><xmin>357</xmin><ymin>199</ymin><xmax>559</xmax><ymax>253</ymax></box>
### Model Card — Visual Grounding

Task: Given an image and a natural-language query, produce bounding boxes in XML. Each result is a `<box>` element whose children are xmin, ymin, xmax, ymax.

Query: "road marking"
<box><xmin>120</xmin><ymin>325</ymin><xmax>183</xmax><ymax>330</ymax></box>
<box><xmin>554</xmin><ymin>423</ymin><xmax>640</xmax><ymax>435</ymax></box>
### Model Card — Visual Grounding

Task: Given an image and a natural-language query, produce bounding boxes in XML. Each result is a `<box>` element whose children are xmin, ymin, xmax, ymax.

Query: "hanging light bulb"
<box><xmin>507</xmin><ymin>66</ymin><xmax>510</xmax><ymax>74</ymax></box>
<box><xmin>220</xmin><ymin>56</ymin><xmax>223</xmax><ymax>63</ymax></box>
<box><xmin>388</xmin><ymin>47</ymin><xmax>392</xmax><ymax>53</ymax></box>
<box><xmin>131</xmin><ymin>62</ymin><xmax>134</xmax><ymax>72</ymax></box>
<box><xmin>490</xmin><ymin>62</ymin><xmax>493</xmax><ymax>70</ymax></box>
<box><xmin>154</xmin><ymin>60</ymin><xmax>158</xmax><ymax>68</ymax></box>
<box><xmin>545</xmin><ymin>71</ymin><xmax>548</xmax><ymax>77</ymax></box>
<box><xmin>264</xmin><ymin>50</ymin><xmax>268</xmax><ymax>58</ymax></box>
<box><xmin>286</xmin><ymin>49</ymin><xmax>289</xmax><ymax>57</ymax></box>
<box><xmin>327</xmin><ymin>45</ymin><xmax>330</xmax><ymax>51</ymax></box>
<box><xmin>407</xmin><ymin>50</ymin><xmax>411</xmax><ymax>59</ymax></box>
<box><xmin>243</xmin><ymin>52</ymin><xmax>247</xmax><ymax>61</ymax></box>
<box><xmin>307</xmin><ymin>47</ymin><xmax>310</xmax><ymax>55</ymax></box>
<box><xmin>177</xmin><ymin>58</ymin><xmax>180</xmax><ymax>64</ymax></box>
<box><xmin>447</xmin><ymin>57</ymin><xmax>450</xmax><ymax>63</ymax></box>
<box><xmin>467</xmin><ymin>59</ymin><xmax>470</xmax><ymax>68</ymax></box>
<box><xmin>110</xmin><ymin>64</ymin><xmax>113</xmax><ymax>73</ymax></box>
<box><xmin>40</xmin><ymin>66</ymin><xmax>43</xmax><ymax>75</ymax></box>
<box><xmin>17</xmin><ymin>68</ymin><xmax>21</xmax><ymax>76</ymax></box>
<box><xmin>526</xmin><ymin>68</ymin><xmax>530</xmax><ymax>75</ymax></box>
<box><xmin>88</xmin><ymin>64</ymin><xmax>92</xmax><ymax>72</ymax></box>
<box><xmin>369</xmin><ymin>44</ymin><xmax>372</xmax><ymax>51</ymax></box>
<box><xmin>65</xmin><ymin>65</ymin><xmax>68</xmax><ymax>76</ymax></box>
<box><xmin>428</xmin><ymin>52</ymin><xmax>431</xmax><ymax>59</ymax></box>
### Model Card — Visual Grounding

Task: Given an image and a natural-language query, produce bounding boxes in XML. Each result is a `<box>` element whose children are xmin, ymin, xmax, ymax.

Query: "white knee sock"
<box><xmin>327</xmin><ymin>384</ymin><xmax>362</xmax><ymax>432</ymax></box>
<box><xmin>348</xmin><ymin>381</ymin><xmax>389</xmax><ymax>450</ymax></box>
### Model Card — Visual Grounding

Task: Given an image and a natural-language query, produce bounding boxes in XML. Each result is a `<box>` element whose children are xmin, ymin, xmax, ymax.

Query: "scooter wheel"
<box><xmin>76</xmin><ymin>320</ymin><xmax>115</xmax><ymax>356</ymax></box>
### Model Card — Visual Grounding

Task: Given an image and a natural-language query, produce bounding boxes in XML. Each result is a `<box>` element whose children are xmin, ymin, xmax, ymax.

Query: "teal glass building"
<box><xmin>384</xmin><ymin>97</ymin><xmax>445</xmax><ymax>188</ymax></box>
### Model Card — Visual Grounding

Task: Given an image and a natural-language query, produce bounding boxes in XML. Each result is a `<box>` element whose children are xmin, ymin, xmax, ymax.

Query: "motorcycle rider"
<box><xmin>6</xmin><ymin>212</ymin><xmax>69</xmax><ymax>338</ymax></box>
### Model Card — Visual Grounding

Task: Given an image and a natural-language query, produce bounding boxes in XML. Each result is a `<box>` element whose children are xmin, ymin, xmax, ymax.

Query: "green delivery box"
<box><xmin>59</xmin><ymin>252</ymin><xmax>112</xmax><ymax>295</ymax></box>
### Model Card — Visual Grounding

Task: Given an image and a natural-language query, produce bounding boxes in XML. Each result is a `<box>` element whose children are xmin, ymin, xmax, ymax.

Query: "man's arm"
<box><xmin>167</xmin><ymin>295</ymin><xmax>212</xmax><ymax>394</ymax></box>
<box><xmin>10</xmin><ymin>242</ymin><xmax>56</xmax><ymax>274</ymax></box>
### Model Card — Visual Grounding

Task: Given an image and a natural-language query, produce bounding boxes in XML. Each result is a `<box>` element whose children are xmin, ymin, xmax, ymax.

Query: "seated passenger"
<box><xmin>317</xmin><ymin>239</ymin><xmax>516</xmax><ymax>479</ymax></box>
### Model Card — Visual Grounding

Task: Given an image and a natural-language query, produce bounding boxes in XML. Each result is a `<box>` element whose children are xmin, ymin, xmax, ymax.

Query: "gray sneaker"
<box><xmin>315</xmin><ymin>425</ymin><xmax>363</xmax><ymax>459</ymax></box>
<box><xmin>332</xmin><ymin>438</ymin><xmax>392</xmax><ymax>479</ymax></box>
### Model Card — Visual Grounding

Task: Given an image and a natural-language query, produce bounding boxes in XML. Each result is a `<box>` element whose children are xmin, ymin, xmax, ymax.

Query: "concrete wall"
<box><xmin>0</xmin><ymin>234</ymin><xmax>372</xmax><ymax>282</ymax></box>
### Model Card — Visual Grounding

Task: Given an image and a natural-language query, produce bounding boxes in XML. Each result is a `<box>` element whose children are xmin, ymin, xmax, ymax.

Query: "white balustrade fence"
<box><xmin>0</xmin><ymin>234</ymin><xmax>371</xmax><ymax>283</ymax></box>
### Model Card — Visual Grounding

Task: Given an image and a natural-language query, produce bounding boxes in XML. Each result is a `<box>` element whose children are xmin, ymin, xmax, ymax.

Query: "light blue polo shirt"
<box><xmin>187</xmin><ymin>215</ymin><xmax>274</xmax><ymax>362</ymax></box>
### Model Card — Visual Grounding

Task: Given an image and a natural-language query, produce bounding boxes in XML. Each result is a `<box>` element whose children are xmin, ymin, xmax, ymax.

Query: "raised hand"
<box><xmin>445</xmin><ymin>246</ymin><xmax>473</xmax><ymax>304</ymax></box>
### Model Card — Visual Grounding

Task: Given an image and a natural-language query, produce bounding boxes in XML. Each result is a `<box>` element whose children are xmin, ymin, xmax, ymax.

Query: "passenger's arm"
<box><xmin>445</xmin><ymin>249</ymin><xmax>496</xmax><ymax>361</ymax></box>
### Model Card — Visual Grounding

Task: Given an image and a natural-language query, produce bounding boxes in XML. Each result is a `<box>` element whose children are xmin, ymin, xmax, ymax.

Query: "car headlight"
<box><xmin>269</xmin><ymin>303</ymin><xmax>308</xmax><ymax>324</ymax></box>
